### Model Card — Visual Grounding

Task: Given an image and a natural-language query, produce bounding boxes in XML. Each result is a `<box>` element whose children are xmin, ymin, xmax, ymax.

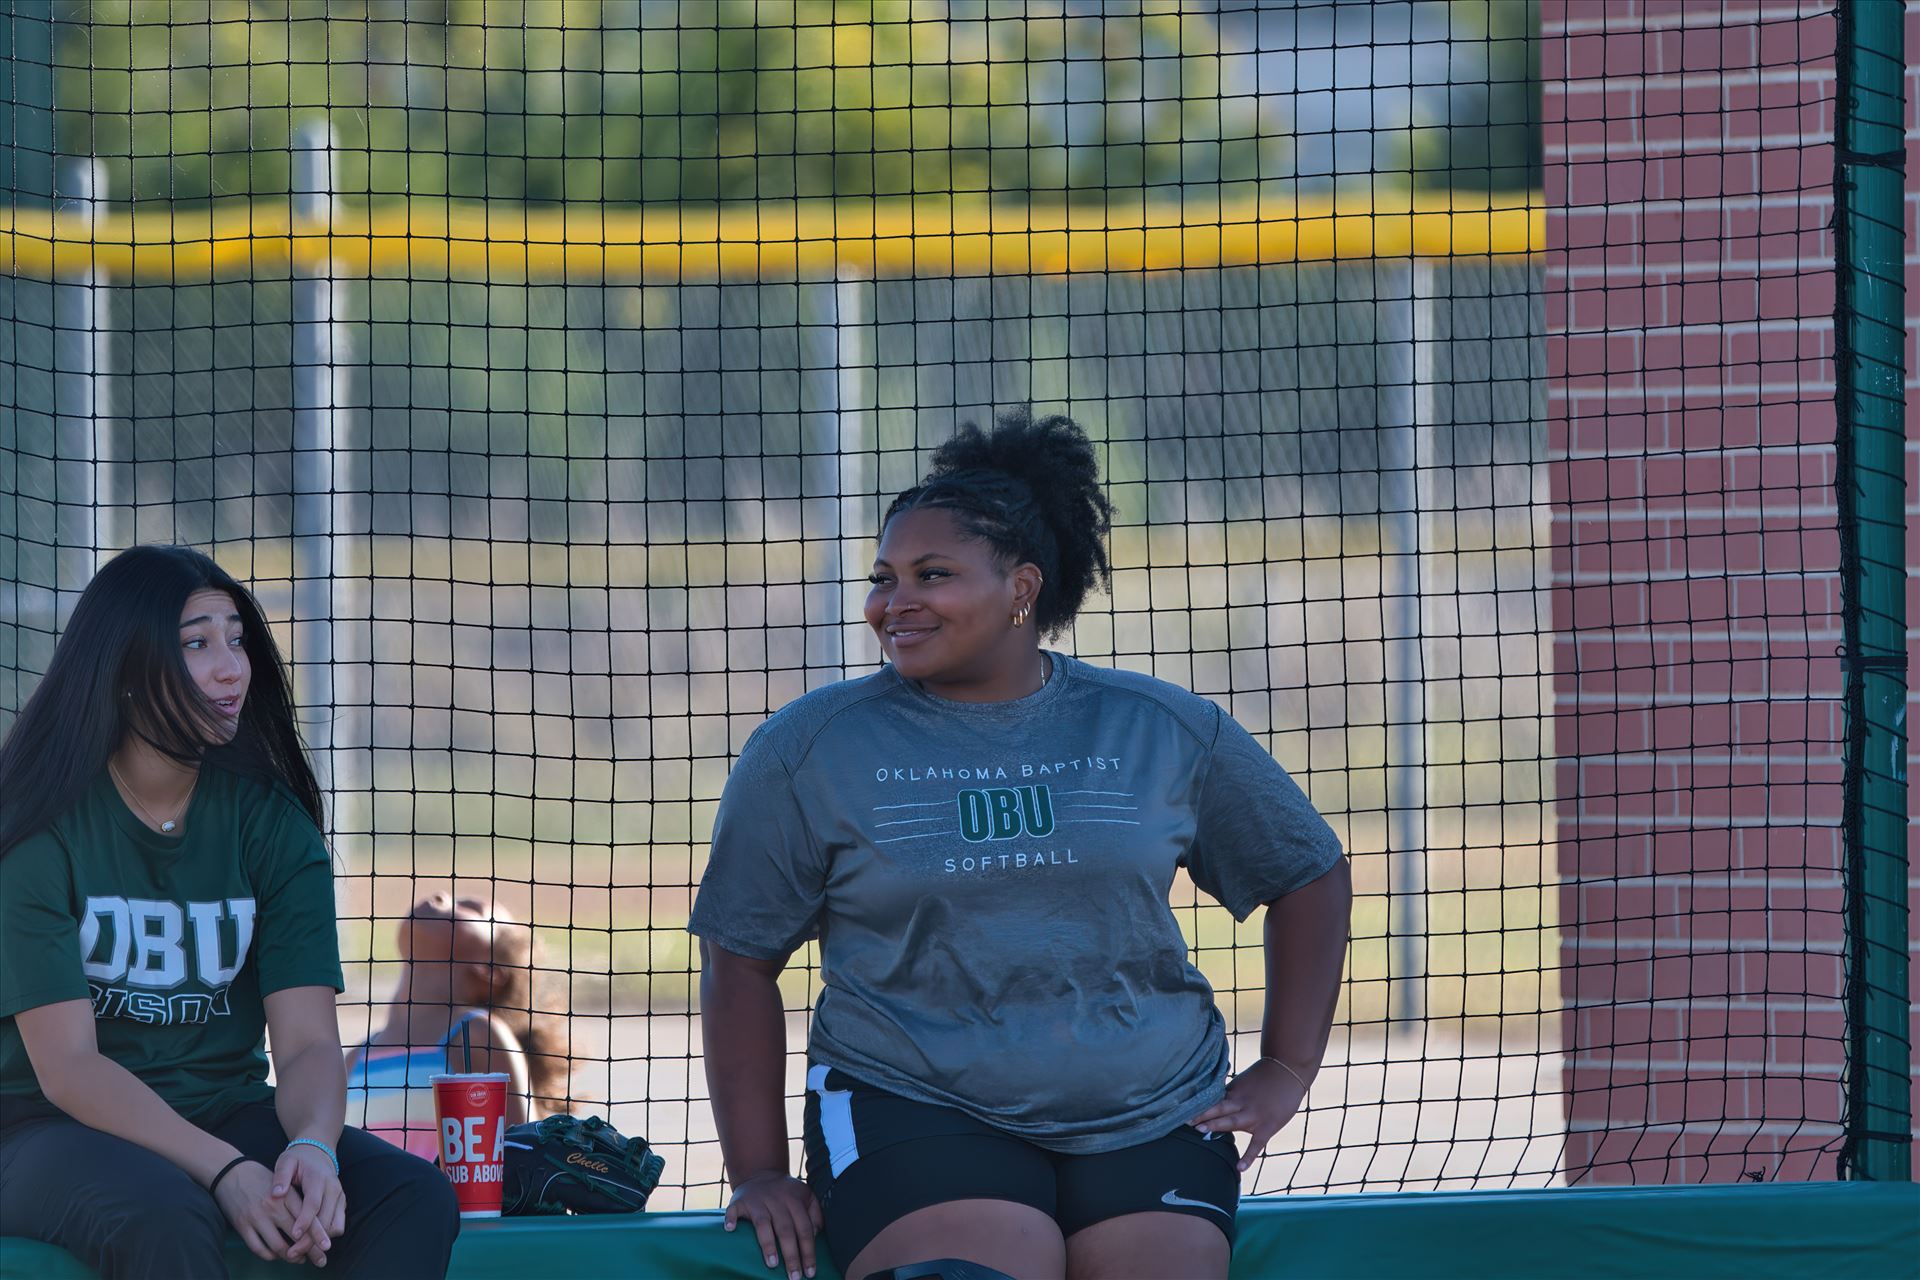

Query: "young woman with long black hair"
<box><xmin>692</xmin><ymin>411</ymin><xmax>1352</xmax><ymax>1280</ymax></box>
<box><xmin>0</xmin><ymin>545</ymin><xmax>458</xmax><ymax>1278</ymax></box>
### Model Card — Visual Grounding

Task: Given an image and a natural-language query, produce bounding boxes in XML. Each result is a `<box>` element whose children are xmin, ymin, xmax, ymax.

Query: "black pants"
<box><xmin>0</xmin><ymin>1101</ymin><xmax>460</xmax><ymax>1280</ymax></box>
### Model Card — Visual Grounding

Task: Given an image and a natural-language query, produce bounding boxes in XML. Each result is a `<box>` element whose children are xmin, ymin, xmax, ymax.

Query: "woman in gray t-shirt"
<box><xmin>692</xmin><ymin>409</ymin><xmax>1351</xmax><ymax>1280</ymax></box>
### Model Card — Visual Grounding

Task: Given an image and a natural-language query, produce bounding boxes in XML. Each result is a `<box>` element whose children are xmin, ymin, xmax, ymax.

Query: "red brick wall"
<box><xmin>1544</xmin><ymin>0</ymin><xmax>1915</xmax><ymax>1183</ymax></box>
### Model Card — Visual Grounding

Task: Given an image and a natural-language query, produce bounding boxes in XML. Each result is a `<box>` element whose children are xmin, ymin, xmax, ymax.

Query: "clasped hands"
<box><xmin>213</xmin><ymin>1142</ymin><xmax>348</xmax><ymax>1267</ymax></box>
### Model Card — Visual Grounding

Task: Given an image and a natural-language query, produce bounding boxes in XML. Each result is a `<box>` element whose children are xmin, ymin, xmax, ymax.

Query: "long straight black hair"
<box><xmin>0</xmin><ymin>545</ymin><xmax>324</xmax><ymax>856</ymax></box>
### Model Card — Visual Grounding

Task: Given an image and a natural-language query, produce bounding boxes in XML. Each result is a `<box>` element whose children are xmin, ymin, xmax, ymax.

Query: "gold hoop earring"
<box><xmin>1012</xmin><ymin>605</ymin><xmax>1029</xmax><ymax>628</ymax></box>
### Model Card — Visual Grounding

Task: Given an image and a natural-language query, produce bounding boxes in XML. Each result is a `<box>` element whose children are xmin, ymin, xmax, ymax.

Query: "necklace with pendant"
<box><xmin>109</xmin><ymin>760</ymin><xmax>194</xmax><ymax>834</ymax></box>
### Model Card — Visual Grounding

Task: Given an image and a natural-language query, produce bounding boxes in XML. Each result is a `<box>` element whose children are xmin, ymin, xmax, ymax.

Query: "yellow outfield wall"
<box><xmin>0</xmin><ymin>193</ymin><xmax>1545</xmax><ymax>284</ymax></box>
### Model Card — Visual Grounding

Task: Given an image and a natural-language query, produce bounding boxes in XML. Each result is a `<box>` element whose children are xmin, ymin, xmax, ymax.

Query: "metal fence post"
<box><xmin>292</xmin><ymin>120</ymin><xmax>348</xmax><ymax>835</ymax></box>
<box><xmin>55</xmin><ymin>157</ymin><xmax>116</xmax><ymax>568</ymax></box>
<box><xmin>836</xmin><ymin>269</ymin><xmax>877</xmax><ymax>673</ymax></box>
<box><xmin>800</xmin><ymin>268</ymin><xmax>875</xmax><ymax>684</ymax></box>
<box><xmin>1382</xmin><ymin>260</ymin><xmax>1435</xmax><ymax>1028</ymax></box>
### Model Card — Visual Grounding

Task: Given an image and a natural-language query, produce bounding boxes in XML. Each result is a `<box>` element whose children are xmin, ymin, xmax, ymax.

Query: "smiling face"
<box><xmin>863</xmin><ymin>506</ymin><xmax>1044</xmax><ymax>702</ymax></box>
<box><xmin>177</xmin><ymin>587</ymin><xmax>250</xmax><ymax>744</ymax></box>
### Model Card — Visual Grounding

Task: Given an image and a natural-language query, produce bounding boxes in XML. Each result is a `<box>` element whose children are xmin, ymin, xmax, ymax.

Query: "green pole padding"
<box><xmin>1835</xmin><ymin>0</ymin><xmax>1912</xmax><ymax>1184</ymax></box>
<box><xmin>0</xmin><ymin>1</ymin><xmax>56</xmax><ymax>206</ymax></box>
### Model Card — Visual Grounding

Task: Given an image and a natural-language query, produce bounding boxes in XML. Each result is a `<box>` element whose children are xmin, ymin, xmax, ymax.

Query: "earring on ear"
<box><xmin>1012</xmin><ymin>605</ymin><xmax>1029</xmax><ymax>628</ymax></box>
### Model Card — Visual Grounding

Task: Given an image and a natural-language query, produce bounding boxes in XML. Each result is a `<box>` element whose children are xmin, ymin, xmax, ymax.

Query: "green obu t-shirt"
<box><xmin>0</xmin><ymin>764</ymin><xmax>343</xmax><ymax>1126</ymax></box>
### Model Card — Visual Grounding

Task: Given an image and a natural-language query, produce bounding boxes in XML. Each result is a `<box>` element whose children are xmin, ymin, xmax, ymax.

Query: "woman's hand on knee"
<box><xmin>212</xmin><ymin>1160</ymin><xmax>300</xmax><ymax>1263</ymax></box>
<box><xmin>724</xmin><ymin>1171</ymin><xmax>822</xmax><ymax>1280</ymax></box>
<box><xmin>273</xmin><ymin>1142</ymin><xmax>347</xmax><ymax>1267</ymax></box>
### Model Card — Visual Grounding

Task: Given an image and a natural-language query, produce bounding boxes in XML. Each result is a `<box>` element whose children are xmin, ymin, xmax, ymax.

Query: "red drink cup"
<box><xmin>430</xmin><ymin>1072</ymin><xmax>511</xmax><ymax>1217</ymax></box>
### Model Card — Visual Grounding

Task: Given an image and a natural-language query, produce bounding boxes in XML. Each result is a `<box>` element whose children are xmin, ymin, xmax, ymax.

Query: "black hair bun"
<box><xmin>901</xmin><ymin>406</ymin><xmax>1113</xmax><ymax>637</ymax></box>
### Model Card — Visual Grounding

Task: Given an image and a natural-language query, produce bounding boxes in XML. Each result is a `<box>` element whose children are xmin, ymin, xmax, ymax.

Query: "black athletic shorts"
<box><xmin>800</xmin><ymin>1064</ymin><xmax>1239</xmax><ymax>1271</ymax></box>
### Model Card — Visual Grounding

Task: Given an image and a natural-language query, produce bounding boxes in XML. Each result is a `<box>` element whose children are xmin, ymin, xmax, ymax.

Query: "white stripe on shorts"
<box><xmin>806</xmin><ymin>1064</ymin><xmax>860</xmax><ymax>1178</ymax></box>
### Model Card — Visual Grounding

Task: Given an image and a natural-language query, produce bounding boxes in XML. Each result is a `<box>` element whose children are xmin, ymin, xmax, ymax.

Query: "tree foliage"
<box><xmin>54</xmin><ymin>0</ymin><xmax>1293</xmax><ymax>206</ymax></box>
<box><xmin>41</xmin><ymin>0</ymin><xmax>1538</xmax><ymax>208</ymax></box>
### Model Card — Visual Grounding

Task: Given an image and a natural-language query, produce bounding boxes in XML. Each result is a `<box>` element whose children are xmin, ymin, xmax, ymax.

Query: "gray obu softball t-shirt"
<box><xmin>688</xmin><ymin>652</ymin><xmax>1344</xmax><ymax>1155</ymax></box>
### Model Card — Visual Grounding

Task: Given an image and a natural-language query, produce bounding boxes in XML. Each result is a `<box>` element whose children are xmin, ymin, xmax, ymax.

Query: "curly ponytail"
<box><xmin>884</xmin><ymin>407</ymin><xmax>1114</xmax><ymax>638</ymax></box>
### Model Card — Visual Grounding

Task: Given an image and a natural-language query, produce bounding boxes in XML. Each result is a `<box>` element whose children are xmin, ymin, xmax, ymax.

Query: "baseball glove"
<box><xmin>500</xmin><ymin>1113</ymin><xmax>667</xmax><ymax>1215</ymax></box>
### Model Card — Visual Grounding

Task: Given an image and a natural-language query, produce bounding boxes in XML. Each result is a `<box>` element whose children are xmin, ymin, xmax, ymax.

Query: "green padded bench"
<box><xmin>4</xmin><ymin>1183</ymin><xmax>1915</xmax><ymax>1278</ymax></box>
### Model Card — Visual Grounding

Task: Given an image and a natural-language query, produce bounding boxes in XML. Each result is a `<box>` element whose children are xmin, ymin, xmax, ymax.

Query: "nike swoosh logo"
<box><xmin>1161</xmin><ymin>1189</ymin><xmax>1229</xmax><ymax>1218</ymax></box>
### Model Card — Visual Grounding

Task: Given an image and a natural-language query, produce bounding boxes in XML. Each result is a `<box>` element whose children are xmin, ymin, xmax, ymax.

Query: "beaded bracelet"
<box><xmin>284</xmin><ymin>1137</ymin><xmax>340</xmax><ymax>1174</ymax></box>
<box><xmin>1255</xmin><ymin>1055</ymin><xmax>1316</xmax><ymax>1091</ymax></box>
<box><xmin>208</xmin><ymin>1155</ymin><xmax>252</xmax><ymax>1197</ymax></box>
